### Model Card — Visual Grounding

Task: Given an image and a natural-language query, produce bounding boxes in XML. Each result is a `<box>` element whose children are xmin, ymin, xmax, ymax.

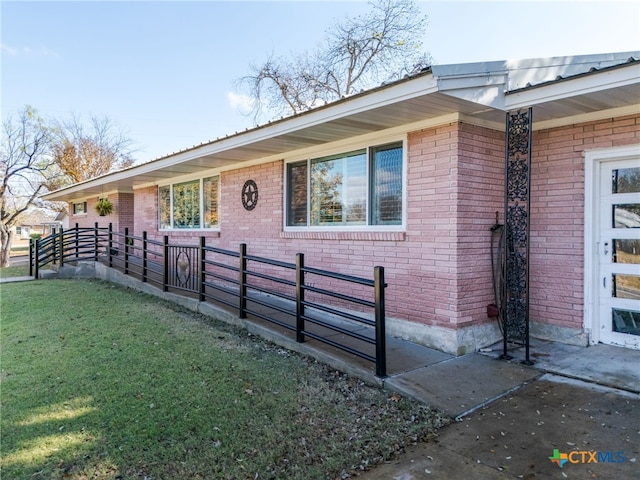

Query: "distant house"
<box><xmin>43</xmin><ymin>52</ymin><xmax>640</xmax><ymax>353</ymax></box>
<box><xmin>12</xmin><ymin>209</ymin><xmax>66</xmax><ymax>239</ymax></box>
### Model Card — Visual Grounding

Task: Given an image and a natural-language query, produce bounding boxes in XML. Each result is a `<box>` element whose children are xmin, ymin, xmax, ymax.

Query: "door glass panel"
<box><xmin>613</xmin><ymin>239</ymin><xmax>640</xmax><ymax>264</ymax></box>
<box><xmin>612</xmin><ymin>308</ymin><xmax>640</xmax><ymax>336</ymax></box>
<box><xmin>612</xmin><ymin>167</ymin><xmax>640</xmax><ymax>193</ymax></box>
<box><xmin>613</xmin><ymin>204</ymin><xmax>640</xmax><ymax>228</ymax></box>
<box><xmin>613</xmin><ymin>274</ymin><xmax>640</xmax><ymax>299</ymax></box>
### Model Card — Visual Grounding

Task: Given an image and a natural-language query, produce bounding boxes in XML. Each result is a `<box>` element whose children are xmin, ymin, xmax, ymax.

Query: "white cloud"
<box><xmin>227</xmin><ymin>92</ymin><xmax>255</xmax><ymax>115</ymax></box>
<box><xmin>1</xmin><ymin>43</ymin><xmax>59</xmax><ymax>58</ymax></box>
<box><xmin>1</xmin><ymin>43</ymin><xmax>18</xmax><ymax>56</ymax></box>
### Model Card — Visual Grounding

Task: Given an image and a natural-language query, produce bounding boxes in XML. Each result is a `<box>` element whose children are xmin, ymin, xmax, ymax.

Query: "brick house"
<box><xmin>43</xmin><ymin>52</ymin><xmax>640</xmax><ymax>354</ymax></box>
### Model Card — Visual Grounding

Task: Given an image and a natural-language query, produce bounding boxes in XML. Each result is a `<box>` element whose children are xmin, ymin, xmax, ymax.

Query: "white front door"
<box><xmin>596</xmin><ymin>156</ymin><xmax>640</xmax><ymax>349</ymax></box>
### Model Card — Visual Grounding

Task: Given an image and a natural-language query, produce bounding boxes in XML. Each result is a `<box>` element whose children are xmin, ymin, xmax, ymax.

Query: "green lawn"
<box><xmin>0</xmin><ymin>264</ymin><xmax>30</xmax><ymax>278</ymax></box>
<box><xmin>1</xmin><ymin>279</ymin><xmax>448</xmax><ymax>479</ymax></box>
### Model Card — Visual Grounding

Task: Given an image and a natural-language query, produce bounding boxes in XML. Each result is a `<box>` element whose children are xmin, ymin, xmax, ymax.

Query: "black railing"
<box><xmin>30</xmin><ymin>224</ymin><xmax>388</xmax><ymax>377</ymax></box>
<box><xmin>30</xmin><ymin>223</ymin><xmax>109</xmax><ymax>278</ymax></box>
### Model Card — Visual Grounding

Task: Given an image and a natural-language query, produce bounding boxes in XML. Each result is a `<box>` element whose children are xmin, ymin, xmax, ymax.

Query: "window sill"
<box><xmin>280</xmin><ymin>230</ymin><xmax>405</xmax><ymax>241</ymax></box>
<box><xmin>159</xmin><ymin>229</ymin><xmax>221</xmax><ymax>238</ymax></box>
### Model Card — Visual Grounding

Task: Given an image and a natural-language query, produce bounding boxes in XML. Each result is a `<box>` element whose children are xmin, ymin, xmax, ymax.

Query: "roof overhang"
<box><xmin>43</xmin><ymin>55</ymin><xmax>640</xmax><ymax>203</ymax></box>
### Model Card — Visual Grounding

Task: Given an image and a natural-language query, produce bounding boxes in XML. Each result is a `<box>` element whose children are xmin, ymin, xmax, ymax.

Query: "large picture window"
<box><xmin>158</xmin><ymin>175</ymin><xmax>220</xmax><ymax>230</ymax></box>
<box><xmin>286</xmin><ymin>142</ymin><xmax>403</xmax><ymax>228</ymax></box>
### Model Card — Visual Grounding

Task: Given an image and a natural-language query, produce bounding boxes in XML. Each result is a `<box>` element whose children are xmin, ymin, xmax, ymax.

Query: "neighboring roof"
<box><xmin>18</xmin><ymin>209</ymin><xmax>61</xmax><ymax>226</ymax></box>
<box><xmin>54</xmin><ymin>210</ymin><xmax>68</xmax><ymax>222</ymax></box>
<box><xmin>43</xmin><ymin>51</ymin><xmax>640</xmax><ymax>202</ymax></box>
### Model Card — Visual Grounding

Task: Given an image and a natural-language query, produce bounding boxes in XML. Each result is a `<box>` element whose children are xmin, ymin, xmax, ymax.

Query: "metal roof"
<box><xmin>507</xmin><ymin>55</ymin><xmax>640</xmax><ymax>93</ymax></box>
<box><xmin>43</xmin><ymin>52</ymin><xmax>640</xmax><ymax>202</ymax></box>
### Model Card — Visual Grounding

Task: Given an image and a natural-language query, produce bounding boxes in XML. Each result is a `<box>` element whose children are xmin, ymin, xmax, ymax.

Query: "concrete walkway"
<box><xmin>0</xmin><ymin>275</ymin><xmax>34</xmax><ymax>284</ymax></box>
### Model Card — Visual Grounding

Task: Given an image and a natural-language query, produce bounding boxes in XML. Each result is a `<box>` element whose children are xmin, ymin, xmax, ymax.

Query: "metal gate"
<box><xmin>165</xmin><ymin>245</ymin><xmax>200</xmax><ymax>292</ymax></box>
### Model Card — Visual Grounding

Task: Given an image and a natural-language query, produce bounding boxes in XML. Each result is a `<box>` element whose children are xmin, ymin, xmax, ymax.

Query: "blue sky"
<box><xmin>2</xmin><ymin>0</ymin><xmax>639</xmax><ymax>163</ymax></box>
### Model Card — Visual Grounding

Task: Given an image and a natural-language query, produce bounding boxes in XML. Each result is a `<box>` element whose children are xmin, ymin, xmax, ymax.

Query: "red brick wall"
<box><xmin>530</xmin><ymin>114</ymin><xmax>640</xmax><ymax>330</ymax></box>
<box><xmin>455</xmin><ymin>124</ymin><xmax>506</xmax><ymax>328</ymax></box>
<box><xmin>69</xmin><ymin>193</ymin><xmax>132</xmax><ymax>233</ymax></box>
<box><xmin>85</xmin><ymin>114</ymin><xmax>640</xmax><ymax>341</ymax></box>
<box><xmin>113</xmin><ymin>124</ymin><xmax>505</xmax><ymax>333</ymax></box>
<box><xmin>133</xmin><ymin>187</ymin><xmax>158</xmax><ymax>238</ymax></box>
<box><xmin>114</xmin><ymin>192</ymin><xmax>134</xmax><ymax>234</ymax></box>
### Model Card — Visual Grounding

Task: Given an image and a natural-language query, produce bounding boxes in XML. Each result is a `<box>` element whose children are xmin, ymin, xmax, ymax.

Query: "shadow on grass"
<box><xmin>1</xmin><ymin>393</ymin><xmax>122</xmax><ymax>478</ymax></box>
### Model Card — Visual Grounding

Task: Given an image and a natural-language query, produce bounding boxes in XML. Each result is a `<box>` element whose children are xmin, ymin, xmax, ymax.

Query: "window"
<box><xmin>159</xmin><ymin>175</ymin><xmax>220</xmax><ymax>229</ymax></box>
<box><xmin>286</xmin><ymin>142</ymin><xmax>403</xmax><ymax>227</ymax></box>
<box><xmin>15</xmin><ymin>226</ymin><xmax>21</xmax><ymax>235</ymax></box>
<box><xmin>73</xmin><ymin>202</ymin><xmax>87</xmax><ymax>215</ymax></box>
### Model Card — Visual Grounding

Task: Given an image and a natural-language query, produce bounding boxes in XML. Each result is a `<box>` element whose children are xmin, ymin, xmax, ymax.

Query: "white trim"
<box><xmin>158</xmin><ymin>175</ymin><xmax>221</xmax><ymax>231</ymax></box>
<box><xmin>584</xmin><ymin>144</ymin><xmax>640</xmax><ymax>344</ymax></box>
<box><xmin>506</xmin><ymin>63</ymin><xmax>640</xmax><ymax>110</ymax></box>
<box><xmin>68</xmin><ymin>189</ymin><xmax>124</xmax><ymax>204</ymax></box>
<box><xmin>155</xmin><ymin>167</ymin><xmax>223</xmax><ymax>188</ymax></box>
<box><xmin>282</xmin><ymin>137</ymin><xmax>407</xmax><ymax>232</ymax></box>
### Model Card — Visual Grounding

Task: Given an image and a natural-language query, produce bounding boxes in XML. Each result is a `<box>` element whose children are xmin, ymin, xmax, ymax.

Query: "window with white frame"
<box><xmin>286</xmin><ymin>142</ymin><xmax>403</xmax><ymax>227</ymax></box>
<box><xmin>158</xmin><ymin>175</ymin><xmax>220</xmax><ymax>229</ymax></box>
<box><xmin>72</xmin><ymin>202</ymin><xmax>87</xmax><ymax>215</ymax></box>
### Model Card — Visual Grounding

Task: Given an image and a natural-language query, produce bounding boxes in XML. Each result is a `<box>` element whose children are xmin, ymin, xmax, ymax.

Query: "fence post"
<box><xmin>94</xmin><ymin>222</ymin><xmax>99</xmax><ymax>261</ymax></box>
<box><xmin>199</xmin><ymin>236</ymin><xmax>205</xmax><ymax>302</ymax></box>
<box><xmin>52</xmin><ymin>229</ymin><xmax>57</xmax><ymax>266</ymax></box>
<box><xmin>142</xmin><ymin>231</ymin><xmax>148</xmax><ymax>282</ymax></box>
<box><xmin>34</xmin><ymin>238</ymin><xmax>39</xmax><ymax>279</ymax></box>
<box><xmin>163</xmin><ymin>235</ymin><xmax>169</xmax><ymax>292</ymax></box>
<box><xmin>59</xmin><ymin>226</ymin><xmax>64</xmax><ymax>268</ymax></box>
<box><xmin>374</xmin><ymin>266</ymin><xmax>387</xmax><ymax>378</ymax></box>
<box><xmin>29</xmin><ymin>238</ymin><xmax>34</xmax><ymax>277</ymax></box>
<box><xmin>124</xmin><ymin>227</ymin><xmax>129</xmax><ymax>275</ymax></box>
<box><xmin>75</xmin><ymin>223</ymin><xmax>79</xmax><ymax>260</ymax></box>
<box><xmin>239</xmin><ymin>243</ymin><xmax>247</xmax><ymax>319</ymax></box>
<box><xmin>296</xmin><ymin>253</ymin><xmax>305</xmax><ymax>343</ymax></box>
<box><xmin>108</xmin><ymin>223</ymin><xmax>113</xmax><ymax>267</ymax></box>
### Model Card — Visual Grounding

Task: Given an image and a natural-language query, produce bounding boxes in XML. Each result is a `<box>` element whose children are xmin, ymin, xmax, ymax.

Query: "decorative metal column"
<box><xmin>502</xmin><ymin>108</ymin><xmax>533</xmax><ymax>364</ymax></box>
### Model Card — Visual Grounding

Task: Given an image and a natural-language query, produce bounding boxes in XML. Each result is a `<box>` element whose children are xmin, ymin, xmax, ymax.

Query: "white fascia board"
<box><xmin>128</xmin><ymin>74</ymin><xmax>438</xmax><ymax>165</ymax></box>
<box><xmin>505</xmin><ymin>63</ymin><xmax>640</xmax><ymax>110</ymax></box>
<box><xmin>220</xmin><ymin>75</ymin><xmax>440</xmax><ymax>145</ymax></box>
<box><xmin>434</xmin><ymin>69</ymin><xmax>508</xmax><ymax>110</ymax></box>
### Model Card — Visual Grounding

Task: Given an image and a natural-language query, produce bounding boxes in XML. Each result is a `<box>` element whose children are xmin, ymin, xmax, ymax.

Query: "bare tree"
<box><xmin>238</xmin><ymin>0</ymin><xmax>430</xmax><ymax>121</ymax></box>
<box><xmin>0</xmin><ymin>106</ymin><xmax>58</xmax><ymax>267</ymax></box>
<box><xmin>52</xmin><ymin>114</ymin><xmax>135</xmax><ymax>183</ymax></box>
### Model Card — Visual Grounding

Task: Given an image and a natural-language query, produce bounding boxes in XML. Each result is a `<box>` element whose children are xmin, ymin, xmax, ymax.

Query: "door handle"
<box><xmin>604</xmin><ymin>242</ymin><xmax>609</xmax><ymax>256</ymax></box>
<box><xmin>603</xmin><ymin>276</ymin><xmax>606</xmax><ymax>288</ymax></box>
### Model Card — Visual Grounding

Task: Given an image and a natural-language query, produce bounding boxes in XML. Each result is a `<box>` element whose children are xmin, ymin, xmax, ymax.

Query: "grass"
<box><xmin>1</xmin><ymin>279</ymin><xmax>448</xmax><ymax>479</ymax></box>
<box><xmin>0</xmin><ymin>264</ymin><xmax>30</xmax><ymax>278</ymax></box>
<box><xmin>10</xmin><ymin>245</ymin><xmax>29</xmax><ymax>253</ymax></box>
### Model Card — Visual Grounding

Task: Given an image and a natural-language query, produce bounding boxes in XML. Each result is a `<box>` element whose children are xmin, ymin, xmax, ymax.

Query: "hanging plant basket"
<box><xmin>95</xmin><ymin>198</ymin><xmax>114</xmax><ymax>216</ymax></box>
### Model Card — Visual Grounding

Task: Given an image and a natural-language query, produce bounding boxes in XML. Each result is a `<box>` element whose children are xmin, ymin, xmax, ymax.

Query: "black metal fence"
<box><xmin>30</xmin><ymin>223</ymin><xmax>388</xmax><ymax>377</ymax></box>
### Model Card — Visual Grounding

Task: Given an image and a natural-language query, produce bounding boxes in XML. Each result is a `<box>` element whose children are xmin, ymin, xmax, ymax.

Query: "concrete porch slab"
<box><xmin>385</xmin><ymin>354</ymin><xmax>541</xmax><ymax>418</ymax></box>
<box><xmin>481</xmin><ymin>339</ymin><xmax>640</xmax><ymax>394</ymax></box>
<box><xmin>536</xmin><ymin>343</ymin><xmax>640</xmax><ymax>393</ymax></box>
